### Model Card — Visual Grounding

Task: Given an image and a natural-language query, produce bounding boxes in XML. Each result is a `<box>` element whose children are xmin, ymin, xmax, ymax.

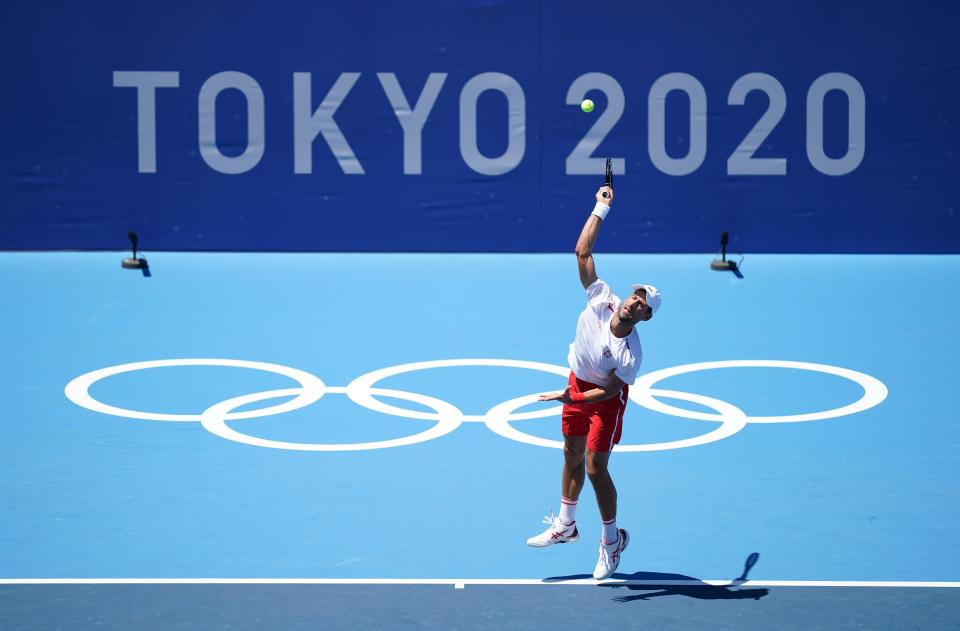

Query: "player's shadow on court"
<box><xmin>606</xmin><ymin>571</ymin><xmax>769</xmax><ymax>603</ymax></box>
<box><xmin>543</xmin><ymin>571</ymin><xmax>769</xmax><ymax>603</ymax></box>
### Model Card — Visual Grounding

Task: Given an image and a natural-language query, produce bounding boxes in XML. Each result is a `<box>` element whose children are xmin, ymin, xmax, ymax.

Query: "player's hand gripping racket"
<box><xmin>602</xmin><ymin>158</ymin><xmax>613</xmax><ymax>198</ymax></box>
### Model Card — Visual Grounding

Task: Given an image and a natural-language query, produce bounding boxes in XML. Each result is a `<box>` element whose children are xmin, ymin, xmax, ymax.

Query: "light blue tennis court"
<box><xmin>1</xmin><ymin>251</ymin><xmax>956</xmax><ymax>583</ymax></box>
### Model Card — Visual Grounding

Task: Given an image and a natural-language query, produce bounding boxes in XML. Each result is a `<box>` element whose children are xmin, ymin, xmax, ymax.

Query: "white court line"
<box><xmin>1</xmin><ymin>578</ymin><xmax>959</xmax><ymax>588</ymax></box>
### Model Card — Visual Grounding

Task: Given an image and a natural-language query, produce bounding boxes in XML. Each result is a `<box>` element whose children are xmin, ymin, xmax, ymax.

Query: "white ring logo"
<box><xmin>64</xmin><ymin>358</ymin><xmax>888</xmax><ymax>452</ymax></box>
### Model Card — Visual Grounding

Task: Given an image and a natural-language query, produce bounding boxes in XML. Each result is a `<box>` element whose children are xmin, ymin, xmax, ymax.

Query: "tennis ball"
<box><xmin>580</xmin><ymin>99</ymin><xmax>595</xmax><ymax>113</ymax></box>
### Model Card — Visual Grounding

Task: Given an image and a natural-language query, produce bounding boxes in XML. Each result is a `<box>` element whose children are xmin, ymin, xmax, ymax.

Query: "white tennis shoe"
<box><xmin>593</xmin><ymin>528</ymin><xmax>629</xmax><ymax>580</ymax></box>
<box><xmin>526</xmin><ymin>512</ymin><xmax>579</xmax><ymax>547</ymax></box>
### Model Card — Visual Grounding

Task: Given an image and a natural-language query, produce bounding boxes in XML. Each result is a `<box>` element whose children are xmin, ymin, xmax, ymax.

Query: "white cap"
<box><xmin>632</xmin><ymin>284</ymin><xmax>662</xmax><ymax>315</ymax></box>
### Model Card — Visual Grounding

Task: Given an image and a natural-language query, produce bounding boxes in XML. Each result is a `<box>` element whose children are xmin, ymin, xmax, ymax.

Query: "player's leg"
<box><xmin>585</xmin><ymin>394</ymin><xmax>625</xmax><ymax>531</ymax></box>
<box><xmin>586</xmin><ymin>397</ymin><xmax>630</xmax><ymax>579</ymax></box>
<box><xmin>560</xmin><ymin>374</ymin><xmax>591</xmax><ymax>518</ymax></box>
<box><xmin>585</xmin><ymin>448</ymin><xmax>616</xmax><ymax>524</ymax></box>
<box><xmin>527</xmin><ymin>406</ymin><xmax>588</xmax><ymax>547</ymax></box>
<box><xmin>562</xmin><ymin>434</ymin><xmax>587</xmax><ymax>505</ymax></box>
<box><xmin>586</xmin><ymin>449</ymin><xmax>629</xmax><ymax>578</ymax></box>
<box><xmin>559</xmin><ymin>402</ymin><xmax>589</xmax><ymax>527</ymax></box>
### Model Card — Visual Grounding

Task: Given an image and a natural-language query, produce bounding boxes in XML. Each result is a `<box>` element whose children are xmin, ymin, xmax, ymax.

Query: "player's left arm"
<box><xmin>538</xmin><ymin>374</ymin><xmax>625</xmax><ymax>404</ymax></box>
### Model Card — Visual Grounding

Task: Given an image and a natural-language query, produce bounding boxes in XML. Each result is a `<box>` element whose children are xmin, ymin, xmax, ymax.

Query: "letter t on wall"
<box><xmin>113</xmin><ymin>71</ymin><xmax>181</xmax><ymax>173</ymax></box>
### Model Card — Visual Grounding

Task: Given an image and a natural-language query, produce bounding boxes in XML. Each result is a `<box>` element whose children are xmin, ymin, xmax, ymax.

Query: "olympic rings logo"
<box><xmin>64</xmin><ymin>358</ymin><xmax>888</xmax><ymax>452</ymax></box>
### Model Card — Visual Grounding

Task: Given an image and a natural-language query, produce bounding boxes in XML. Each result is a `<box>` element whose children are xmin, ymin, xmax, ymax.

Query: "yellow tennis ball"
<box><xmin>580</xmin><ymin>99</ymin><xmax>595</xmax><ymax>113</ymax></box>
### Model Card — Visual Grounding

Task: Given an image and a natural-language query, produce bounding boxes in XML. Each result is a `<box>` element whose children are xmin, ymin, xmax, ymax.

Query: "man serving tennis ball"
<box><xmin>528</xmin><ymin>184</ymin><xmax>661</xmax><ymax>581</ymax></box>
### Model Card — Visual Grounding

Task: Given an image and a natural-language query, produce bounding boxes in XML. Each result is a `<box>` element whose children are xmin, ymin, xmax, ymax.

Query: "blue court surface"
<box><xmin>2</xmin><ymin>251</ymin><xmax>959</xmax><ymax>629</ymax></box>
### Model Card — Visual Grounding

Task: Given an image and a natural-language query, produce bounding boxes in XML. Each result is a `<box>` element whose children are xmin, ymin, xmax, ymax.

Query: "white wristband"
<box><xmin>591</xmin><ymin>202</ymin><xmax>610</xmax><ymax>220</ymax></box>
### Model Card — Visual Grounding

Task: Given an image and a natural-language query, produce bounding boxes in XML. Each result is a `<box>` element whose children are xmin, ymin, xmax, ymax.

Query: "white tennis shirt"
<box><xmin>566</xmin><ymin>278</ymin><xmax>642</xmax><ymax>386</ymax></box>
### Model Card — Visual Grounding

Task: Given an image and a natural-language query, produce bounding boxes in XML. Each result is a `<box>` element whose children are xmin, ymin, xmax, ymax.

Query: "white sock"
<box><xmin>602</xmin><ymin>518</ymin><xmax>618</xmax><ymax>544</ymax></box>
<box><xmin>559</xmin><ymin>496</ymin><xmax>577</xmax><ymax>526</ymax></box>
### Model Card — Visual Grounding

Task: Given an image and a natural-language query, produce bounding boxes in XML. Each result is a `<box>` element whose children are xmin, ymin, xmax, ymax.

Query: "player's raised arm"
<box><xmin>574</xmin><ymin>186</ymin><xmax>613</xmax><ymax>289</ymax></box>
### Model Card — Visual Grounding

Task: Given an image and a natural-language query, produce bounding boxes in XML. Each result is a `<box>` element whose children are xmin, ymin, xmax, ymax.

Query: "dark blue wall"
<box><xmin>2</xmin><ymin>0</ymin><xmax>958</xmax><ymax>252</ymax></box>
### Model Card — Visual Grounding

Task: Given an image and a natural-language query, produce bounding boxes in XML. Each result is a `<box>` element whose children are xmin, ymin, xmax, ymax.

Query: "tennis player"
<box><xmin>527</xmin><ymin>184</ymin><xmax>661</xmax><ymax>581</ymax></box>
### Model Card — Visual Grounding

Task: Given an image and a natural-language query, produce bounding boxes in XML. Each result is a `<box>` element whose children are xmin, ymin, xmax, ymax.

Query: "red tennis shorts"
<box><xmin>561</xmin><ymin>372</ymin><xmax>629</xmax><ymax>453</ymax></box>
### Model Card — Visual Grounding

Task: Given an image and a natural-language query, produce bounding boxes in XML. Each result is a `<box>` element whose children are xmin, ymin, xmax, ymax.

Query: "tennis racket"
<box><xmin>602</xmin><ymin>158</ymin><xmax>613</xmax><ymax>198</ymax></box>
